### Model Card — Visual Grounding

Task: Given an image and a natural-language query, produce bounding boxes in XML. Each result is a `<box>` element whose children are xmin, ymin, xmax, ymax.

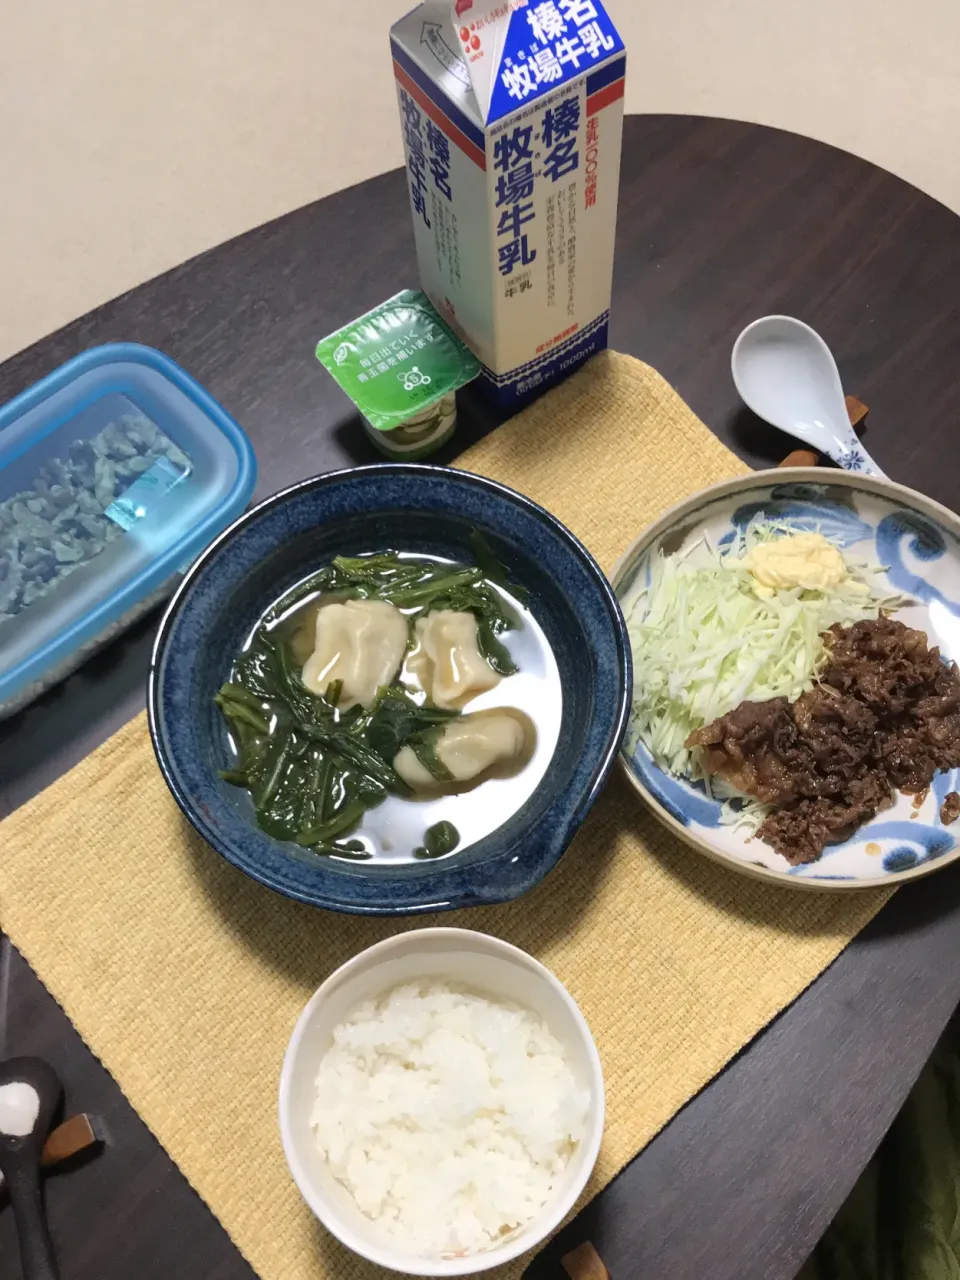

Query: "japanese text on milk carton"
<box><xmin>391</xmin><ymin>0</ymin><xmax>625</xmax><ymax>409</ymax></box>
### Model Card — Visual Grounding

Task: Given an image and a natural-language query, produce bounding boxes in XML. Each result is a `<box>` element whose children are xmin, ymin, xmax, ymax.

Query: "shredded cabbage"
<box><xmin>627</xmin><ymin>520</ymin><xmax>903</xmax><ymax>780</ymax></box>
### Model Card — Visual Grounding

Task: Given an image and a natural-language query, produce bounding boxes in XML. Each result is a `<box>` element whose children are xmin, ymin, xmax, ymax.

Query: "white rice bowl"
<box><xmin>279</xmin><ymin>929</ymin><xmax>604</xmax><ymax>1277</ymax></box>
<box><xmin>310</xmin><ymin>980</ymin><xmax>589</xmax><ymax>1256</ymax></box>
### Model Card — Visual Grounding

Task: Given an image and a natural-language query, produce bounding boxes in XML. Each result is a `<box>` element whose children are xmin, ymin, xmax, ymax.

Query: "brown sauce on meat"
<box><xmin>687</xmin><ymin>618</ymin><xmax>960</xmax><ymax>864</ymax></box>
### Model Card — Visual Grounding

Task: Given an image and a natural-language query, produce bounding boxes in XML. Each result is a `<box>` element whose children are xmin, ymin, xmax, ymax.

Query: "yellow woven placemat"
<box><xmin>0</xmin><ymin>351</ymin><xmax>890</xmax><ymax>1279</ymax></box>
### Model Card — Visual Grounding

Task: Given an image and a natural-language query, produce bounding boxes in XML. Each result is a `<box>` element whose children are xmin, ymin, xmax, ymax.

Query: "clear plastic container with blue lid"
<box><xmin>0</xmin><ymin>343</ymin><xmax>257</xmax><ymax>717</ymax></box>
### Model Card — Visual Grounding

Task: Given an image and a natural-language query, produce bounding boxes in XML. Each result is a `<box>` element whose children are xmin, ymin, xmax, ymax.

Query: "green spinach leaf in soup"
<box><xmin>214</xmin><ymin>539</ymin><xmax>526</xmax><ymax>859</ymax></box>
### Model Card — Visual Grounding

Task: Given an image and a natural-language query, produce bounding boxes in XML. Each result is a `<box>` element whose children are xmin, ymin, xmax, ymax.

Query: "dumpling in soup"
<box><xmin>393</xmin><ymin>710</ymin><xmax>532</xmax><ymax>791</ymax></box>
<box><xmin>406</xmin><ymin>610</ymin><xmax>501</xmax><ymax>709</ymax></box>
<box><xmin>302</xmin><ymin>598</ymin><xmax>408</xmax><ymax>708</ymax></box>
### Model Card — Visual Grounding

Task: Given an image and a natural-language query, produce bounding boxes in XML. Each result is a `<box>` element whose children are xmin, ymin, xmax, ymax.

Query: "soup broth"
<box><xmin>217</xmin><ymin>549</ymin><xmax>561</xmax><ymax>865</ymax></box>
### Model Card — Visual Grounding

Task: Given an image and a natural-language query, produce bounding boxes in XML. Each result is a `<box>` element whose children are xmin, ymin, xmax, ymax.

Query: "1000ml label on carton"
<box><xmin>391</xmin><ymin>0</ymin><xmax>625</xmax><ymax>410</ymax></box>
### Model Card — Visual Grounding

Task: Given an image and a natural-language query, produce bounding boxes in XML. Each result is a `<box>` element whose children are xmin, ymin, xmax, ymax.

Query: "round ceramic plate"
<box><xmin>612</xmin><ymin>469</ymin><xmax>960</xmax><ymax>890</ymax></box>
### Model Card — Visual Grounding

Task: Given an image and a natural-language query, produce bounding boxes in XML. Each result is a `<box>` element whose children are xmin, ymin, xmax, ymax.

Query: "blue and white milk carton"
<box><xmin>390</xmin><ymin>0</ymin><xmax>625</xmax><ymax>409</ymax></box>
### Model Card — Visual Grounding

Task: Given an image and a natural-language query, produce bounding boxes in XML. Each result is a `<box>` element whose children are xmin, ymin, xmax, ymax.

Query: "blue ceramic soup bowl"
<box><xmin>148</xmin><ymin>464</ymin><xmax>631</xmax><ymax>915</ymax></box>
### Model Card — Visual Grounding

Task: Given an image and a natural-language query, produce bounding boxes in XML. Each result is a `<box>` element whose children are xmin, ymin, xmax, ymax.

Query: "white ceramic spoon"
<box><xmin>732</xmin><ymin>315</ymin><xmax>888</xmax><ymax>478</ymax></box>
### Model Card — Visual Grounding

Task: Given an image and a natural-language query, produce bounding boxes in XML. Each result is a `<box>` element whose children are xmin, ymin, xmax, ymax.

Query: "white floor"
<box><xmin>2</xmin><ymin>0</ymin><xmax>959</xmax><ymax>363</ymax></box>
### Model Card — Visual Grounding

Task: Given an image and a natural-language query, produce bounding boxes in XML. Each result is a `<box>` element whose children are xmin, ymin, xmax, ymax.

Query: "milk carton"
<box><xmin>390</xmin><ymin>0</ymin><xmax>625</xmax><ymax>409</ymax></box>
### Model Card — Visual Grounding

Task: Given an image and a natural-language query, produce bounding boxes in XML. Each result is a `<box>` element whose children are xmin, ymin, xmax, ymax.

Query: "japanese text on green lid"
<box><xmin>316</xmin><ymin>290</ymin><xmax>480</xmax><ymax>435</ymax></box>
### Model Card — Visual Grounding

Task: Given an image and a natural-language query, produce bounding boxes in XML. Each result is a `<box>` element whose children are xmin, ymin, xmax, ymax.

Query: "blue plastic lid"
<box><xmin>0</xmin><ymin>343</ymin><xmax>257</xmax><ymax>711</ymax></box>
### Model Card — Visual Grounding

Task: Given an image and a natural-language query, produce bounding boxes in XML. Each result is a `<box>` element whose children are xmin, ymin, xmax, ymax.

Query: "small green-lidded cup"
<box><xmin>316</xmin><ymin>290</ymin><xmax>481</xmax><ymax>459</ymax></box>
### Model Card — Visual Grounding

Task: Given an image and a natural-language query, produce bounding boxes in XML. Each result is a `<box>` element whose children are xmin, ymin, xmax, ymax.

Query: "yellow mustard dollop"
<box><xmin>740</xmin><ymin>532</ymin><xmax>852</xmax><ymax>597</ymax></box>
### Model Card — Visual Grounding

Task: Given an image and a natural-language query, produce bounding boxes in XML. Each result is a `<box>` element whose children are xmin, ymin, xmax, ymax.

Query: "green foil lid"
<box><xmin>315</xmin><ymin>290</ymin><xmax>481</xmax><ymax>446</ymax></box>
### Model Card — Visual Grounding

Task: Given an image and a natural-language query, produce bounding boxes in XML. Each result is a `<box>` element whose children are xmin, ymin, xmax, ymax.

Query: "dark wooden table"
<box><xmin>3</xmin><ymin>114</ymin><xmax>960</xmax><ymax>1280</ymax></box>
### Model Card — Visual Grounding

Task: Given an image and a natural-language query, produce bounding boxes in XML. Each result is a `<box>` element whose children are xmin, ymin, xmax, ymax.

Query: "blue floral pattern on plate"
<box><xmin>613</xmin><ymin>472</ymin><xmax>960</xmax><ymax>889</ymax></box>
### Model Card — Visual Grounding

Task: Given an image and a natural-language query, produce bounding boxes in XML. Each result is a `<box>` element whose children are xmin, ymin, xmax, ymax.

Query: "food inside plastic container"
<box><xmin>0</xmin><ymin>344</ymin><xmax>256</xmax><ymax>718</ymax></box>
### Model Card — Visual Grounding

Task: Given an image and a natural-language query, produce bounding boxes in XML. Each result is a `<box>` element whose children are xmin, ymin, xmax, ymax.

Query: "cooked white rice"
<box><xmin>309</xmin><ymin>979</ymin><xmax>590</xmax><ymax>1257</ymax></box>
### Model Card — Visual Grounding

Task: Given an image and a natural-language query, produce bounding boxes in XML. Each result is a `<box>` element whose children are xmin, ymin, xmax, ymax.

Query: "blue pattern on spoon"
<box><xmin>732</xmin><ymin>316</ymin><xmax>888</xmax><ymax>478</ymax></box>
